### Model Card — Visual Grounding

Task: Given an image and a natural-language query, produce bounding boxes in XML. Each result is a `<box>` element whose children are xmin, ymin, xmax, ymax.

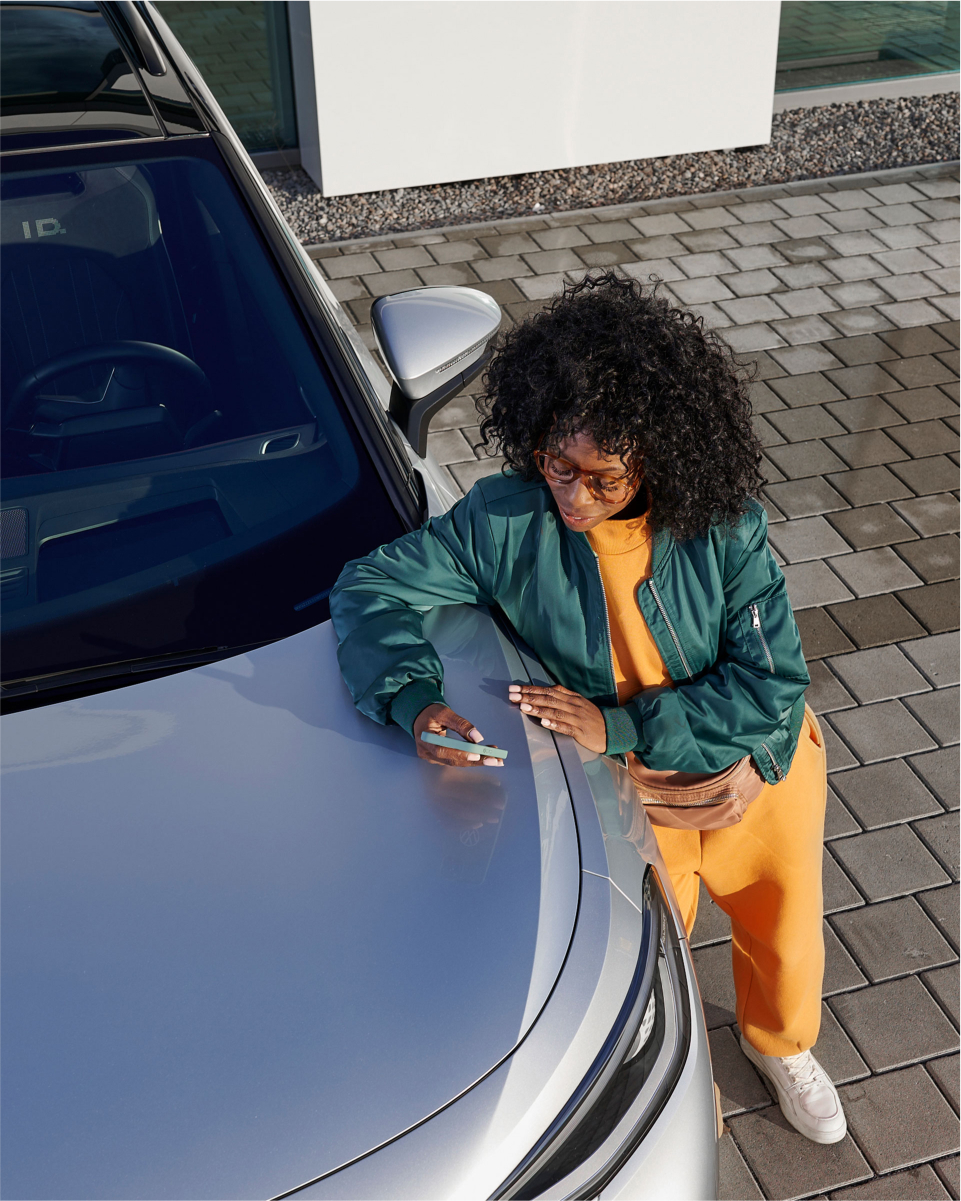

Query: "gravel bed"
<box><xmin>263</xmin><ymin>94</ymin><xmax>959</xmax><ymax>245</ymax></box>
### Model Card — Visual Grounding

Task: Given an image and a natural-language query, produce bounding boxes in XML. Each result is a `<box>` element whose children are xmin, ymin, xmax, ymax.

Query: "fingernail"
<box><xmin>508</xmin><ymin>684</ymin><xmax>521</xmax><ymax>692</ymax></box>
<box><xmin>520</xmin><ymin>703</ymin><xmax>532</xmax><ymax>712</ymax></box>
<box><xmin>467</xmin><ymin>753</ymin><xmax>481</xmax><ymax>761</ymax></box>
<box><xmin>469</xmin><ymin>729</ymin><xmax>484</xmax><ymax>743</ymax></box>
<box><xmin>541</xmin><ymin>719</ymin><xmax>551</xmax><ymax>726</ymax></box>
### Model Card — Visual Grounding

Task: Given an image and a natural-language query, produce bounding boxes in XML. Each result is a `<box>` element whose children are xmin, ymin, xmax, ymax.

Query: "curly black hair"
<box><xmin>478</xmin><ymin>271</ymin><xmax>764</xmax><ymax>541</ymax></box>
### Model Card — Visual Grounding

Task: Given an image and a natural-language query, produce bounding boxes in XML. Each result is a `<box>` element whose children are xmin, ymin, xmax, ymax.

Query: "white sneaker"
<box><xmin>740</xmin><ymin>1035</ymin><xmax>847</xmax><ymax>1144</ymax></box>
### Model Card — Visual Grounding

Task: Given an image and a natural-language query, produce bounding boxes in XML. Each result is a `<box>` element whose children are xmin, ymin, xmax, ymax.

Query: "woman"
<box><xmin>331</xmin><ymin>271</ymin><xmax>845</xmax><ymax>1144</ymax></box>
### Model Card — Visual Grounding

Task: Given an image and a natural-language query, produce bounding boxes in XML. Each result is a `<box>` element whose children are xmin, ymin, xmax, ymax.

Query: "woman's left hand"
<box><xmin>509</xmin><ymin>683</ymin><xmax>607</xmax><ymax>753</ymax></box>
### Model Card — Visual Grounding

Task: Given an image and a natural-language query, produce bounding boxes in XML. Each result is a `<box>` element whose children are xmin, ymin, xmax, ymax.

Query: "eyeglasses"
<box><xmin>534</xmin><ymin>450</ymin><xmax>640</xmax><ymax>504</ymax></box>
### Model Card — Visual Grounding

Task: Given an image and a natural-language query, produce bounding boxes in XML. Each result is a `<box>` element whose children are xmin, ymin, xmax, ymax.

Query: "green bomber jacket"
<box><xmin>330</xmin><ymin>472</ymin><xmax>810</xmax><ymax>784</ymax></box>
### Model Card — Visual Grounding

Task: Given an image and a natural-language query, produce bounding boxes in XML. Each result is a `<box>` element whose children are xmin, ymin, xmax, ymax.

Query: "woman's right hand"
<box><xmin>413</xmin><ymin>703</ymin><xmax>504</xmax><ymax>767</ymax></box>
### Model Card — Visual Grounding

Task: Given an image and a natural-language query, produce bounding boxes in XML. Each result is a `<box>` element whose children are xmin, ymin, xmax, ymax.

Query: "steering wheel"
<box><xmin>6</xmin><ymin>341</ymin><xmax>208</xmax><ymax>429</ymax></box>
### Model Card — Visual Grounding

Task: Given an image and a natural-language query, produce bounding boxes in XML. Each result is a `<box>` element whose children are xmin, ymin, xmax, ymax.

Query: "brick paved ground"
<box><xmin>306</xmin><ymin>162</ymin><xmax>960</xmax><ymax>1201</ymax></box>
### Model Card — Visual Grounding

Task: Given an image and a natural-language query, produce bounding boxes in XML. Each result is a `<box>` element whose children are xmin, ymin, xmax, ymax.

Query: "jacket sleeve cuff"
<box><xmin>602</xmin><ymin>705</ymin><xmax>640</xmax><ymax>756</ymax></box>
<box><xmin>390</xmin><ymin>679</ymin><xmax>447</xmax><ymax>738</ymax></box>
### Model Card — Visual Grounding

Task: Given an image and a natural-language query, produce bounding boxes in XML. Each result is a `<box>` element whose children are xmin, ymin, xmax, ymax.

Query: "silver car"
<box><xmin>0</xmin><ymin>3</ymin><xmax>718</xmax><ymax>1197</ymax></box>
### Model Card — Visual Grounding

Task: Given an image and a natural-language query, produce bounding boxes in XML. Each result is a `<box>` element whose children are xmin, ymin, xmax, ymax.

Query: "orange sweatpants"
<box><xmin>653</xmin><ymin>707</ymin><xmax>828</xmax><ymax>1058</ymax></box>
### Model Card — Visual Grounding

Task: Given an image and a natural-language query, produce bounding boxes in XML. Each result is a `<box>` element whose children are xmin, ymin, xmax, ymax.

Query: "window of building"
<box><xmin>154</xmin><ymin>2</ymin><xmax>297</xmax><ymax>153</ymax></box>
<box><xmin>777</xmin><ymin>0</ymin><xmax>960</xmax><ymax>91</ymax></box>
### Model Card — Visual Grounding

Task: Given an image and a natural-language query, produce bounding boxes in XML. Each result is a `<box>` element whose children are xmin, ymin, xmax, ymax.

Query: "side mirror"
<box><xmin>371</xmin><ymin>286</ymin><xmax>502</xmax><ymax>458</ymax></box>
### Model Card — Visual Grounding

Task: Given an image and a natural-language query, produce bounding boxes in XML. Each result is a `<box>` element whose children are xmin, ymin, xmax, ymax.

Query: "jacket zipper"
<box><xmin>588</xmin><ymin>548</ymin><xmax>618</xmax><ymax>699</ymax></box>
<box><xmin>759</xmin><ymin>741</ymin><xmax>784</xmax><ymax>782</ymax></box>
<box><xmin>647</xmin><ymin>579</ymin><xmax>693</xmax><ymax>679</ymax></box>
<box><xmin>750</xmin><ymin>603</ymin><xmax>775</xmax><ymax>673</ymax></box>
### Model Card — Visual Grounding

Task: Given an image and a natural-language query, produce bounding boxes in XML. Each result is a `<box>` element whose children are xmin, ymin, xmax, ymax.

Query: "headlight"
<box><xmin>496</xmin><ymin>868</ymin><xmax>692</xmax><ymax>1200</ymax></box>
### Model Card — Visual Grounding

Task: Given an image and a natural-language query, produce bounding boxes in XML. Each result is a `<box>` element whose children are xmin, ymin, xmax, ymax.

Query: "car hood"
<box><xmin>1</xmin><ymin>606</ymin><xmax>579</xmax><ymax>1200</ymax></box>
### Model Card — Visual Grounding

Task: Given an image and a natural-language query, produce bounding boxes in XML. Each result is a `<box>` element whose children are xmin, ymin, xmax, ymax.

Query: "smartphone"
<box><xmin>420</xmin><ymin>732</ymin><xmax>508</xmax><ymax>759</ymax></box>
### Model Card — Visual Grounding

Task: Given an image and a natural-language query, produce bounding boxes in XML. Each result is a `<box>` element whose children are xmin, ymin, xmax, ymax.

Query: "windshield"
<box><xmin>1</xmin><ymin>139</ymin><xmax>403</xmax><ymax>695</ymax></box>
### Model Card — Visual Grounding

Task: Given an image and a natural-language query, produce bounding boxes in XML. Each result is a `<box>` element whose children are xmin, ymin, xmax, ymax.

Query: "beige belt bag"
<box><xmin>627</xmin><ymin>752</ymin><xmax>767</xmax><ymax>831</ymax></box>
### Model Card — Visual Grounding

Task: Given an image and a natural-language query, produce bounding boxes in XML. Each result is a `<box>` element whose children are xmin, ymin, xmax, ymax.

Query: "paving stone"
<box><xmin>831</xmin><ymin>896</ymin><xmax>957</xmax><ymax>982</ymax></box>
<box><xmin>927</xmin><ymin>243</ymin><xmax>961</xmax><ymax>269</ymax></box>
<box><xmin>828</xmin><ymin>332</ymin><xmax>901</xmax><ymax>366</ymax></box>
<box><xmin>826</xmin><ymin>429</ymin><xmax>911</xmax><ymax>469</ymax></box>
<box><xmin>824</xmin><ymin>231</ymin><xmax>889</xmax><ymax>257</ymax></box>
<box><xmin>796</xmin><ymin>607</ymin><xmax>855</xmax><ymax>659</ymax></box>
<box><xmin>833</xmin><ymin>1163</ymin><xmax>952</xmax><ymax>1198</ymax></box>
<box><xmin>826</xmin><ymin>188</ymin><xmax>881</xmax><ymax>211</ymax></box>
<box><xmin>881</xmin><ymin>326</ymin><xmax>955</xmax><ymax>358</ymax></box>
<box><xmin>824</xmin><ymin>307</ymin><xmax>897</xmax><ymax>337</ymax></box>
<box><xmin>892</xmin><ymin>455</ymin><xmax>961</xmax><ymax>495</ymax></box>
<box><xmin>326</xmin><ymin>275</ymin><xmax>371</xmax><ymax>303</ymax></box>
<box><xmin>876</xmin><ymin>203</ymin><xmax>931</xmax><ymax>227</ymax></box>
<box><xmin>718</xmin><ymin>1130</ymin><xmax>764</xmax><ymax>1201</ymax></box>
<box><xmin>751</xmin><ymin>381</ymin><xmax>786</xmax><ymax>415</ymax></box>
<box><xmin>723</xmin><ymin>268</ymin><xmax>785</xmax><ymax>298</ymax></box>
<box><xmin>825</xmin><ymin>395</ymin><xmax>906</xmax><ymax>432</ymax></box>
<box><xmin>448</xmin><ymin>456</ymin><xmax>505</xmax><ymax>492</ymax></box>
<box><xmin>898</xmin><ymin>582</ymin><xmax>961</xmax><ymax>636</ymax></box>
<box><xmin>828</xmin><ymin>546</ymin><xmax>923</xmax><ymax>597</ymax></box>
<box><xmin>894</xmin><ymin>494</ymin><xmax>960</xmax><ymax>538</ymax></box>
<box><xmin>830</xmin><ymin>975</ymin><xmax>959</xmax><ymax>1072</ymax></box>
<box><xmin>619</xmin><ymin>256</ymin><xmax>686</xmax><ymax>282</ymax></box>
<box><xmin>915</xmin><ymin>180</ymin><xmax>961</xmax><ymax>200</ymax></box>
<box><xmin>825</xmin><ymin>363</ymin><xmax>903</xmax><ymax>399</ymax></box>
<box><xmin>692</xmin><ymin>940</ymin><xmax>737</xmax><ymax>1029</ymax></box>
<box><xmin>901</xmin><ymin>632</ymin><xmax>961</xmax><ymax>688</ymax></box>
<box><xmin>825</xmin><ymin>254</ymin><xmax>892</xmax><ymax>284</ymax></box>
<box><xmin>515</xmin><ymin>272</ymin><xmax>569</xmax><ymax>300</ymax></box>
<box><xmin>767</xmin><ymin>406</ymin><xmax>847</xmax><ymax>443</ymax></box>
<box><xmin>827</xmin><ymin>504</ymin><xmax>919</xmax><ymax>551</ymax></box>
<box><xmin>830</xmin><ymin>699</ymin><xmax>936</xmax><ymax>763</ymax></box>
<box><xmin>768</xmin><ymin>343</ymin><xmax>845</xmax><ymax>375</ymax></box>
<box><xmin>878</xmin><ymin>272</ymin><xmax>948</xmax><ymax>302</ymax></box>
<box><xmin>765</xmin><ymin>477</ymin><xmax>849</xmax><ymax>518</ymax></box>
<box><xmin>364</xmin><ymin>268</ymin><xmax>428</xmax><ymax>296</ymax></box>
<box><xmin>831</xmin><ymin>758</ymin><xmax>943</xmax><ymax>830</ymax></box>
<box><xmin>782</xmin><ymin>560</ymin><xmax>854</xmax><ymax>609</ymax></box>
<box><xmin>719</xmin><ymin>323</ymin><xmax>785</xmax><ymax>352</ymax></box>
<box><xmin>759</xmin><ymin>452</ymin><xmax>787</xmax><ymax>484</ymax></box>
<box><xmin>476</xmin><ymin>232</ymin><xmax>540</xmax><ymax>257</ymax></box>
<box><xmin>877</xmin><ymin>299</ymin><xmax>950</xmax><ymax>328</ymax></box>
<box><xmin>710</xmin><ymin>1026</ymin><xmax>771</xmax><ymax>1117</ymax></box>
<box><xmin>827</xmin><ymin>594</ymin><xmax>926</xmax><ymax>649</ymax></box>
<box><xmin>874</xmin><ymin>247</ymin><xmax>942</xmax><ymax>276</ymax></box>
<box><xmin>729</xmin><ymin>220</ymin><xmax>787</xmax><ymax>247</ymax></box>
<box><xmin>426</xmin><ymin>428</ymin><xmax>477</xmax><ymax>465</ymax></box>
<box><xmin>753</xmin><ymin>413</ymin><xmax>785</xmax><ymax>448</ymax></box>
<box><xmin>691</xmin><ymin>879</ymin><xmax>731</xmax><ymax>948</ymax></box>
<box><xmin>766</xmin><ymin>440</ymin><xmax>849</xmax><ymax>480</ymax></box>
<box><xmin>724</xmin><ymin>244</ymin><xmax>789</xmax><ymax>271</ymax></box>
<box><xmin>729</xmin><ymin>1105</ymin><xmax>871</xmax><ymax>1199</ymax></box>
<box><xmin>670</xmin><ymin>276</ymin><xmax>736</xmax><ymax>305</ymax></box>
<box><xmin>823</xmin><ymin>850</ymin><xmax>866</xmax><ymax>916</ymax></box>
<box><xmin>823</xmin><ymin>721</ymin><xmax>860</xmax><ymax>770</ymax></box>
<box><xmin>718</xmin><ymin>295</ymin><xmax>789</xmax><ymax>325</ymax></box>
<box><xmin>913</xmin><ymin>812</ymin><xmax>961</xmax><ymax>879</ymax></box>
<box><xmin>868</xmin><ymin>183</ymin><xmax>928</xmax><ymax>205</ymax></box>
<box><xmin>840</xmin><ymin>1065</ymin><xmax>960</xmax><ymax>1174</ymax></box>
<box><xmin>768</xmin><ymin>372</ymin><xmax>846</xmax><ymax>408</ymax></box>
<box><xmin>825</xmin><ymin>280</ymin><xmax>891</xmax><ymax>308</ymax></box>
<box><xmin>828</xmin><ymin>644</ymin><xmax>929</xmax><ymax>703</ymax></box>
<box><xmin>776</xmin><ymin>195</ymin><xmax>837</xmax><ymax>218</ymax></box>
<box><xmin>886</xmin><ymin>356</ymin><xmax>959</xmax><ymax>391</ymax></box>
<box><xmin>831</xmin><ymin>825</ymin><xmax>948</xmax><ymax>901</ymax></box>
<box><xmin>768</xmin><ymin>515</ymin><xmax>851</xmax><ymax>562</ymax></box>
<box><xmin>919</xmin><ymin>882</ymin><xmax>960</xmax><ymax>965</ymax></box>
<box><xmin>467</xmin><ymin>278</ymin><xmax>525</xmax><ymax>305</ymax></box>
<box><xmin>417</xmin><ymin>261</ymin><xmax>482</xmax><ymax>287</ymax></box>
<box><xmin>814</xmin><ymin>999</ymin><xmax>871</xmax><ymax>1085</ymax></box>
<box><xmin>825</xmin><ymin>784</ymin><xmax>862</xmax><ymax>839</ymax></box>
<box><xmin>807</xmin><ymin>661</ymin><xmax>857</xmax><ymax>714</ymax></box>
<box><xmin>683</xmin><ymin>206</ymin><xmax>742</xmax><ymax>231</ymax></box>
<box><xmin>889</xmin><ymin>420</ymin><xmax>959</xmax><ymax>458</ymax></box>
<box><xmin>674</xmin><ymin>228</ymin><xmax>738</xmax><ymax>253</ymax></box>
<box><xmin>934</xmin><ymin>1156</ymin><xmax>959</xmax><ymax>1198</ymax></box>
<box><xmin>775</xmin><ymin>214</ymin><xmax>837</xmax><ymax>240</ymax></box>
<box><xmin>927</xmin><ymin>1057</ymin><xmax>960</xmax><ymax>1131</ymax></box>
<box><xmin>775</xmin><ymin>286</ymin><xmax>840</xmax><ymax>318</ymax></box>
<box><xmin>520</xmin><ymin>247</ymin><xmax>585</xmax><ymax>275</ymax></box>
<box><xmin>628</xmin><ymin>211</ymin><xmax>691</xmax><ymax>237</ymax></box>
<box><xmin>321</xmin><ymin>251</ymin><xmax>382</xmax><ymax>278</ymax></box>
<box><xmin>911</xmin><ymin>748</ymin><xmax>960</xmax><ymax>814</ymax></box>
<box><xmin>826</xmin><ymin>466</ymin><xmax>913</xmax><ymax>507</ymax></box>
<box><xmin>822</xmin><ymin>207</ymin><xmax>884</xmax><ymax>234</ymax></box>
<box><xmin>471</xmin><ymin>255</ymin><xmax>533</xmax><ymax>281</ymax></box>
<box><xmin>373</xmin><ymin>245</ymin><xmax>433</xmax><ymax>271</ymax></box>
<box><xmin>627</xmin><ymin>233</ymin><xmax>688</xmax><ymax>260</ymax></box>
<box><xmin>574</xmin><ymin>242</ymin><xmax>637</xmax><ymax>268</ymax></box>
<box><xmin>924</xmin><ymin>973</ymin><xmax>960</xmax><ymax>1031</ymax></box>
<box><xmin>771</xmin><ymin>314</ymin><xmax>846</xmax><ymax>345</ymax></box>
<box><xmin>895</xmin><ymin>535</ymin><xmax>960</xmax><ymax>585</ymax></box>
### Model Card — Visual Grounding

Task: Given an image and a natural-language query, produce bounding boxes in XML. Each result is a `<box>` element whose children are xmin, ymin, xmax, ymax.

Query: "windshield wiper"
<box><xmin>1</xmin><ymin>643</ymin><xmax>266</xmax><ymax>700</ymax></box>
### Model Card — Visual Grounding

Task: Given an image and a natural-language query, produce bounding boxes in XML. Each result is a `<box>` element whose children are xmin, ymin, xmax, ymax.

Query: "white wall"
<box><xmin>298</xmin><ymin>0</ymin><xmax>781</xmax><ymax>197</ymax></box>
